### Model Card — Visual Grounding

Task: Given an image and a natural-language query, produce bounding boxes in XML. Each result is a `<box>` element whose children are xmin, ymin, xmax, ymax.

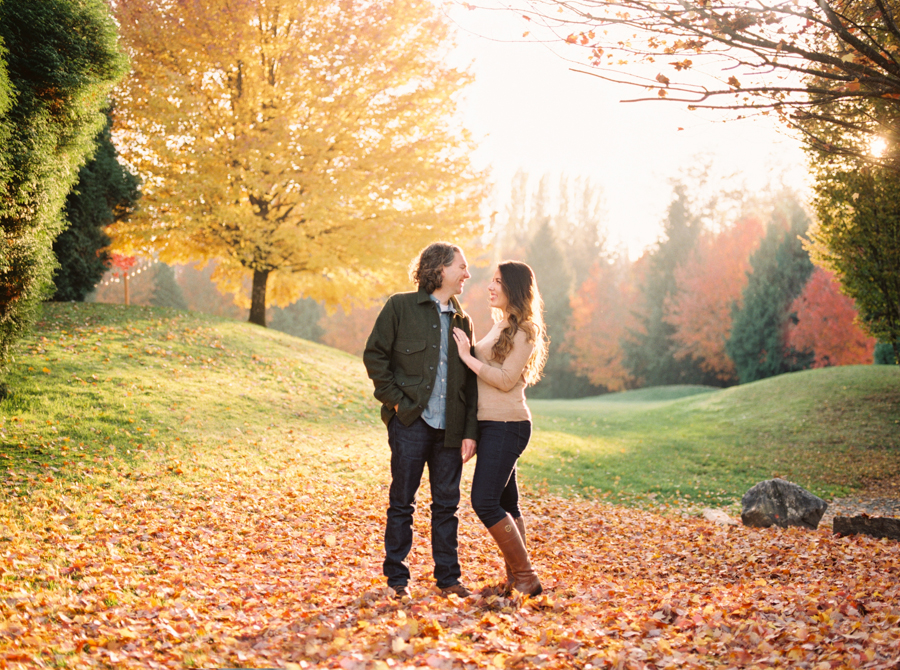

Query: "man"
<box><xmin>363</xmin><ymin>242</ymin><xmax>478</xmax><ymax>599</ymax></box>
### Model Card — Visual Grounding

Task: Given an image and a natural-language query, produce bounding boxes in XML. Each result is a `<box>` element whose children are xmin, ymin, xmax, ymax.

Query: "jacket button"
<box><xmin>432</xmin><ymin>345</ymin><xmax>436</xmax><ymax>348</ymax></box>
<box><xmin>430</xmin><ymin>366</ymin><xmax>434</xmax><ymax>370</ymax></box>
<box><xmin>426</xmin><ymin>385</ymin><xmax>431</xmax><ymax>389</ymax></box>
<box><xmin>433</xmin><ymin>324</ymin><xmax>437</xmax><ymax>328</ymax></box>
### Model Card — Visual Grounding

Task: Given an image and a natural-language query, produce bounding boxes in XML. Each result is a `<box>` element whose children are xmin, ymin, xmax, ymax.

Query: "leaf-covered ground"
<box><xmin>3</xmin><ymin>465</ymin><xmax>900</xmax><ymax>669</ymax></box>
<box><xmin>1</xmin><ymin>304</ymin><xmax>899</xmax><ymax>668</ymax></box>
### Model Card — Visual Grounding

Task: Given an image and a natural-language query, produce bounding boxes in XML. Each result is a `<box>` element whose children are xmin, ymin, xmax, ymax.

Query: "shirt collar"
<box><xmin>430</xmin><ymin>294</ymin><xmax>457</xmax><ymax>315</ymax></box>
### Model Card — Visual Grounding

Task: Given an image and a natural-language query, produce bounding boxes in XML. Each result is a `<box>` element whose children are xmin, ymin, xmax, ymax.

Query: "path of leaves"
<box><xmin>2</xmin><ymin>470</ymin><xmax>899</xmax><ymax>669</ymax></box>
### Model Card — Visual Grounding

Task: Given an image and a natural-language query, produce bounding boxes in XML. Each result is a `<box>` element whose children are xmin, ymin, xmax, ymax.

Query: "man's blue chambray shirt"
<box><xmin>421</xmin><ymin>295</ymin><xmax>456</xmax><ymax>430</ymax></box>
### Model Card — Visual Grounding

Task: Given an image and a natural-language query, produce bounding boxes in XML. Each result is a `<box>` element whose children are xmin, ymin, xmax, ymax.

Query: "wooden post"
<box><xmin>124</xmin><ymin>273</ymin><xmax>130</xmax><ymax>305</ymax></box>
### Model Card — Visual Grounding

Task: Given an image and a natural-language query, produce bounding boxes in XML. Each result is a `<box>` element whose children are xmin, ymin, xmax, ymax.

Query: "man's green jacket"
<box><xmin>363</xmin><ymin>288</ymin><xmax>478</xmax><ymax>449</ymax></box>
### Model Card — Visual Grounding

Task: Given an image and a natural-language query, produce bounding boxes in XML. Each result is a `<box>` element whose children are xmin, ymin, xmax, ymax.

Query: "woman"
<box><xmin>452</xmin><ymin>260</ymin><xmax>548</xmax><ymax>597</ymax></box>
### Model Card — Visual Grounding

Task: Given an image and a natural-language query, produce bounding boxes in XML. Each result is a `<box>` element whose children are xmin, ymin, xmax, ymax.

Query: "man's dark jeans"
<box><xmin>385</xmin><ymin>416</ymin><xmax>463</xmax><ymax>590</ymax></box>
<box><xmin>470</xmin><ymin>420</ymin><xmax>532</xmax><ymax>528</ymax></box>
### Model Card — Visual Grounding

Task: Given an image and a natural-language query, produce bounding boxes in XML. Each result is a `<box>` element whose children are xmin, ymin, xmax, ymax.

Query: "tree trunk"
<box><xmin>249</xmin><ymin>269</ymin><xmax>268</xmax><ymax>327</ymax></box>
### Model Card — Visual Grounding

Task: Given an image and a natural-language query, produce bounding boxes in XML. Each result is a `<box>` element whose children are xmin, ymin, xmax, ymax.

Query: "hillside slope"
<box><xmin>528</xmin><ymin>365</ymin><xmax>900</xmax><ymax>507</ymax></box>
<box><xmin>1</xmin><ymin>302</ymin><xmax>385</xmax><ymax>492</ymax></box>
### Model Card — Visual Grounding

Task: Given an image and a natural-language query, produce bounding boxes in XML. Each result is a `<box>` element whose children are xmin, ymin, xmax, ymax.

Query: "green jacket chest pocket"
<box><xmin>392</xmin><ymin>339</ymin><xmax>427</xmax><ymax>380</ymax></box>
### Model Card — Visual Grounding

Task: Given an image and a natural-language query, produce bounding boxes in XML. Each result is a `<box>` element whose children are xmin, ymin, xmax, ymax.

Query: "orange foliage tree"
<box><xmin>565</xmin><ymin>257</ymin><xmax>636</xmax><ymax>392</ymax></box>
<box><xmin>787</xmin><ymin>268</ymin><xmax>876</xmax><ymax>368</ymax></box>
<box><xmin>664</xmin><ymin>216</ymin><xmax>764</xmax><ymax>382</ymax></box>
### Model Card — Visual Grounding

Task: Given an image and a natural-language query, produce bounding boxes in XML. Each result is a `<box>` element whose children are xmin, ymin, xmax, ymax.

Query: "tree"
<box><xmin>806</xmin><ymin>162</ymin><xmax>900</xmax><ymax>364</ymax></box>
<box><xmin>510</xmin><ymin>0</ymin><xmax>900</xmax><ymax>164</ymax></box>
<box><xmin>52</xmin><ymin>110</ymin><xmax>140</xmax><ymax>302</ymax></box>
<box><xmin>149</xmin><ymin>264</ymin><xmax>189</xmax><ymax>311</ymax></box>
<box><xmin>786</xmin><ymin>267</ymin><xmax>876</xmax><ymax>367</ymax></box>
<box><xmin>0</xmin><ymin>0</ymin><xmax>127</xmax><ymax>384</ymax></box>
<box><xmin>319</xmin><ymin>303</ymin><xmax>382</xmax><ymax>358</ymax></box>
<box><xmin>270</xmin><ymin>298</ymin><xmax>325</xmax><ymax>343</ymax></box>
<box><xmin>525</xmin><ymin>219</ymin><xmax>578</xmax><ymax>397</ymax></box>
<box><xmin>111</xmin><ymin>0</ymin><xmax>485</xmax><ymax>327</ymax></box>
<box><xmin>555</xmin><ymin>175</ymin><xmax>607</xmax><ymax>287</ymax></box>
<box><xmin>566</xmin><ymin>255</ymin><xmax>636</xmax><ymax>392</ymax></box>
<box><xmin>664</xmin><ymin>215</ymin><xmax>765</xmax><ymax>383</ymax></box>
<box><xmin>726</xmin><ymin>197</ymin><xmax>816</xmax><ymax>383</ymax></box>
<box><xmin>622</xmin><ymin>184</ymin><xmax>720</xmax><ymax>387</ymax></box>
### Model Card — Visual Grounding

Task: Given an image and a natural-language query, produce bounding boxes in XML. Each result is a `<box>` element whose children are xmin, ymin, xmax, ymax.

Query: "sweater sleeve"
<box><xmin>477</xmin><ymin>329</ymin><xmax>533</xmax><ymax>392</ymax></box>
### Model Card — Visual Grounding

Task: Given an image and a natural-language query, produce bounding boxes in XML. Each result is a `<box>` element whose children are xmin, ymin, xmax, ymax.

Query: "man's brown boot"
<box><xmin>486</xmin><ymin>514</ymin><xmax>542</xmax><ymax>596</ymax></box>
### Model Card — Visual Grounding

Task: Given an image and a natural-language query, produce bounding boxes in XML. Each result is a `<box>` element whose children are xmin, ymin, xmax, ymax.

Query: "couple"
<box><xmin>363</xmin><ymin>242</ymin><xmax>548</xmax><ymax>600</ymax></box>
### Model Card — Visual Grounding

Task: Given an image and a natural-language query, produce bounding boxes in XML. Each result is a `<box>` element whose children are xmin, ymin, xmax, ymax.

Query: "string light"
<box><xmin>97</xmin><ymin>257</ymin><xmax>161</xmax><ymax>287</ymax></box>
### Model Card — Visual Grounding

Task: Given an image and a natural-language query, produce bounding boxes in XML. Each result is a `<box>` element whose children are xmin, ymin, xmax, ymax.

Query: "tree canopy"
<box><xmin>807</xmin><ymin>161</ymin><xmax>900</xmax><ymax>362</ymax></box>
<box><xmin>111</xmin><ymin>0</ymin><xmax>485</xmax><ymax>326</ymax></box>
<box><xmin>0</xmin><ymin>0</ymin><xmax>127</xmax><ymax>381</ymax></box>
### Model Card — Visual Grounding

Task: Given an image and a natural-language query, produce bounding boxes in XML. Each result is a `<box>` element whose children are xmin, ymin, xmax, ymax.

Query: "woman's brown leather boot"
<box><xmin>504</xmin><ymin>516</ymin><xmax>528</xmax><ymax>588</ymax></box>
<box><xmin>487</xmin><ymin>514</ymin><xmax>542</xmax><ymax>596</ymax></box>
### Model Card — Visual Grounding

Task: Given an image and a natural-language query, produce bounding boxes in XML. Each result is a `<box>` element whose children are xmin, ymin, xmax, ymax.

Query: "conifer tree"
<box><xmin>269</xmin><ymin>299</ymin><xmax>325</xmax><ymax>343</ymax></box>
<box><xmin>149</xmin><ymin>264</ymin><xmax>188</xmax><ymax>311</ymax></box>
<box><xmin>726</xmin><ymin>198</ymin><xmax>815</xmax><ymax>383</ymax></box>
<box><xmin>622</xmin><ymin>184</ymin><xmax>717</xmax><ymax>387</ymax></box>
<box><xmin>0</xmin><ymin>0</ymin><xmax>126</xmax><ymax>386</ymax></box>
<box><xmin>525</xmin><ymin>219</ymin><xmax>601</xmax><ymax>398</ymax></box>
<box><xmin>52</xmin><ymin>111</ymin><xmax>140</xmax><ymax>302</ymax></box>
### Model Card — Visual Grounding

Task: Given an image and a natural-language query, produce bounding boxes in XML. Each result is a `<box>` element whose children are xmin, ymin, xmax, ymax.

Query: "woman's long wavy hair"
<box><xmin>411</xmin><ymin>242</ymin><xmax>460</xmax><ymax>295</ymax></box>
<box><xmin>490</xmin><ymin>261</ymin><xmax>548</xmax><ymax>386</ymax></box>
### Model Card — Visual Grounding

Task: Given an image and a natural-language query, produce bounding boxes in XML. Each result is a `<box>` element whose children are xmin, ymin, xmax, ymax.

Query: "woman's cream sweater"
<box><xmin>473</xmin><ymin>320</ymin><xmax>534</xmax><ymax>422</ymax></box>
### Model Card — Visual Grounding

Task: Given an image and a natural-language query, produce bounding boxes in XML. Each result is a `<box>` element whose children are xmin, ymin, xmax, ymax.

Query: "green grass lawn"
<box><xmin>1</xmin><ymin>303</ymin><xmax>898</xmax><ymax>516</ymax></box>
<box><xmin>526</xmin><ymin>367</ymin><xmax>900</xmax><ymax>511</ymax></box>
<box><xmin>0</xmin><ymin>302</ymin><xmax>386</xmax><ymax>506</ymax></box>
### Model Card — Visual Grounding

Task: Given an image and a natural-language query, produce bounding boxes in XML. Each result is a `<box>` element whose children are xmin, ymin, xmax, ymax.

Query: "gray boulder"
<box><xmin>741</xmin><ymin>479</ymin><xmax>828</xmax><ymax>530</ymax></box>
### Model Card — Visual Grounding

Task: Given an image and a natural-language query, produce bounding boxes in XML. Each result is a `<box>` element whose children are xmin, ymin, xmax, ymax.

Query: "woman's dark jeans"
<box><xmin>384</xmin><ymin>416</ymin><xmax>463</xmax><ymax>590</ymax></box>
<box><xmin>471</xmin><ymin>420</ymin><xmax>532</xmax><ymax>528</ymax></box>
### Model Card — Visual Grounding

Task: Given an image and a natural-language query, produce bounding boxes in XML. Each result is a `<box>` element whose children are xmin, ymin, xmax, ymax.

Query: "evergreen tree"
<box><xmin>0</xmin><ymin>0</ymin><xmax>126</xmax><ymax>387</ymax></box>
<box><xmin>526</xmin><ymin>219</ymin><xmax>602</xmax><ymax>398</ymax></box>
<box><xmin>269</xmin><ymin>298</ymin><xmax>325</xmax><ymax>343</ymax></box>
<box><xmin>622</xmin><ymin>184</ymin><xmax>718</xmax><ymax>387</ymax></box>
<box><xmin>52</xmin><ymin>110</ymin><xmax>140</xmax><ymax>301</ymax></box>
<box><xmin>726</xmin><ymin>197</ymin><xmax>816</xmax><ymax>383</ymax></box>
<box><xmin>149</xmin><ymin>264</ymin><xmax>188</xmax><ymax>310</ymax></box>
<box><xmin>874</xmin><ymin>342</ymin><xmax>899</xmax><ymax>365</ymax></box>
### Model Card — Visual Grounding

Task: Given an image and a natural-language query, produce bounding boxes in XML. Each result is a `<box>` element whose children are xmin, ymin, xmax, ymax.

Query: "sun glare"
<box><xmin>869</xmin><ymin>136</ymin><xmax>888</xmax><ymax>158</ymax></box>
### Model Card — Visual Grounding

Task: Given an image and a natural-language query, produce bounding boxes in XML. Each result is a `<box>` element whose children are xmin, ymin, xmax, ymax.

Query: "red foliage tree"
<box><xmin>664</xmin><ymin>216</ymin><xmax>765</xmax><ymax>382</ymax></box>
<box><xmin>565</xmin><ymin>257</ymin><xmax>636</xmax><ymax>392</ymax></box>
<box><xmin>787</xmin><ymin>268</ymin><xmax>876</xmax><ymax>368</ymax></box>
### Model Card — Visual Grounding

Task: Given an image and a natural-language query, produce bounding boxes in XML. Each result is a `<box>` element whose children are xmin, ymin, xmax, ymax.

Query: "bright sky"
<box><xmin>443</xmin><ymin>2</ymin><xmax>812</xmax><ymax>257</ymax></box>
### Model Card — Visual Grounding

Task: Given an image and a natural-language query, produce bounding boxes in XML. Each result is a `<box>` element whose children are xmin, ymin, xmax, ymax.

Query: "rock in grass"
<box><xmin>741</xmin><ymin>479</ymin><xmax>827</xmax><ymax>530</ymax></box>
<box><xmin>833</xmin><ymin>516</ymin><xmax>900</xmax><ymax>540</ymax></box>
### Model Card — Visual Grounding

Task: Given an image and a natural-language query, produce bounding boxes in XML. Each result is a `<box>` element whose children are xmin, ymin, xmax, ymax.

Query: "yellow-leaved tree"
<box><xmin>111</xmin><ymin>0</ymin><xmax>485</xmax><ymax>326</ymax></box>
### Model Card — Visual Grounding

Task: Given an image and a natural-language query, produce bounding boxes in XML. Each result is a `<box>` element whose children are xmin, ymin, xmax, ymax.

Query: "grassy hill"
<box><xmin>527</xmin><ymin>366</ymin><xmax>900</xmax><ymax>510</ymax></box>
<box><xmin>0</xmin><ymin>302</ymin><xmax>386</xmax><ymax>498</ymax></box>
<box><xmin>2</xmin><ymin>303</ymin><xmax>898</xmax><ymax>511</ymax></box>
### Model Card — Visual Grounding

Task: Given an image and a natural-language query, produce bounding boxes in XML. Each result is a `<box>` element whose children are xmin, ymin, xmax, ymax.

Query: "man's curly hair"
<box><xmin>411</xmin><ymin>242</ymin><xmax>461</xmax><ymax>294</ymax></box>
